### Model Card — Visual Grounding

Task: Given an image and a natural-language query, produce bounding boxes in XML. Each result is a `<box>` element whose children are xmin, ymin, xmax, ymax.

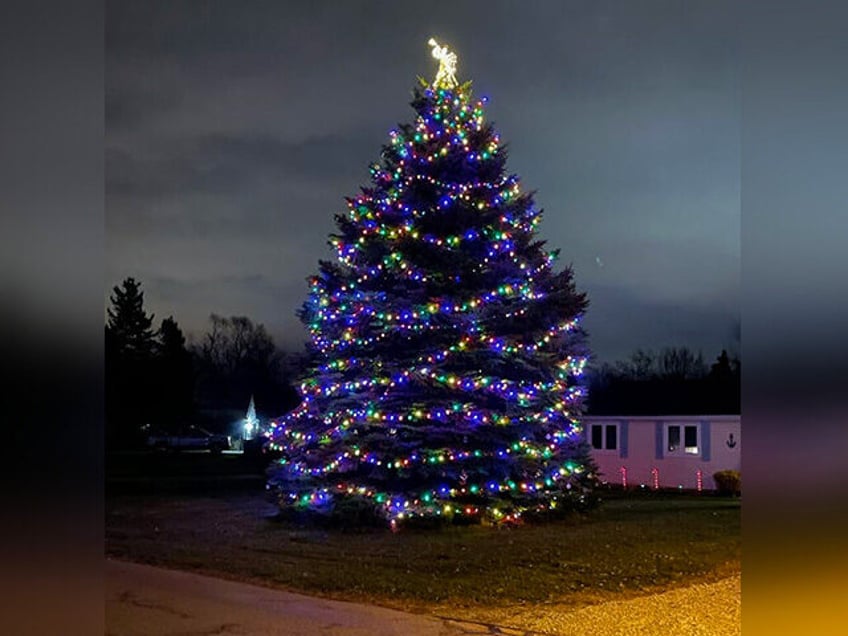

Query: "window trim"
<box><xmin>663</xmin><ymin>422</ymin><xmax>701</xmax><ymax>457</ymax></box>
<box><xmin>590</xmin><ymin>422</ymin><xmax>619</xmax><ymax>453</ymax></box>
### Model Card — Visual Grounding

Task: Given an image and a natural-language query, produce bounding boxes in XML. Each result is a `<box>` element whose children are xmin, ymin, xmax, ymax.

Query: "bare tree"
<box><xmin>657</xmin><ymin>346</ymin><xmax>706</xmax><ymax>380</ymax></box>
<box><xmin>616</xmin><ymin>349</ymin><xmax>656</xmax><ymax>380</ymax></box>
<box><xmin>193</xmin><ymin>314</ymin><xmax>292</xmax><ymax>415</ymax></box>
<box><xmin>200</xmin><ymin>314</ymin><xmax>277</xmax><ymax>377</ymax></box>
<box><xmin>614</xmin><ymin>347</ymin><xmax>706</xmax><ymax>381</ymax></box>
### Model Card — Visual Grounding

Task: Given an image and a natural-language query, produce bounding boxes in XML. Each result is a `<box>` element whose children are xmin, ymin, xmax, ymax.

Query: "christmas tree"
<box><xmin>268</xmin><ymin>40</ymin><xmax>597</xmax><ymax>527</ymax></box>
<box><xmin>244</xmin><ymin>394</ymin><xmax>259</xmax><ymax>439</ymax></box>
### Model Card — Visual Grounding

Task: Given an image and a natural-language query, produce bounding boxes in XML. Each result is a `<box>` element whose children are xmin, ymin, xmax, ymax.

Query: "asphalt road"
<box><xmin>105</xmin><ymin>560</ymin><xmax>515</xmax><ymax>636</ymax></box>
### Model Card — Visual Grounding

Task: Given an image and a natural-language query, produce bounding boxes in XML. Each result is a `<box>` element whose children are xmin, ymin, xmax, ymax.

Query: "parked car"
<box><xmin>146</xmin><ymin>425</ymin><xmax>232</xmax><ymax>454</ymax></box>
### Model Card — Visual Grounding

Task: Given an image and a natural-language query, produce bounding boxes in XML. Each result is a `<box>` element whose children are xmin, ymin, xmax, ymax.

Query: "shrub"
<box><xmin>713</xmin><ymin>470</ymin><xmax>741</xmax><ymax>496</ymax></box>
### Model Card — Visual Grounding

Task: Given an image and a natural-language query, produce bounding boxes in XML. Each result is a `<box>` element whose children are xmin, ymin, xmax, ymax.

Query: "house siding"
<box><xmin>701</xmin><ymin>420</ymin><xmax>712</xmax><ymax>462</ymax></box>
<box><xmin>583</xmin><ymin>415</ymin><xmax>740</xmax><ymax>491</ymax></box>
<box><xmin>654</xmin><ymin>421</ymin><xmax>664</xmax><ymax>460</ymax></box>
<box><xmin>619</xmin><ymin>420</ymin><xmax>629</xmax><ymax>459</ymax></box>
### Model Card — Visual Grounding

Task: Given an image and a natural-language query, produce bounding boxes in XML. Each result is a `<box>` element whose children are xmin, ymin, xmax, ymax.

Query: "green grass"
<box><xmin>106</xmin><ymin>489</ymin><xmax>740</xmax><ymax>614</ymax></box>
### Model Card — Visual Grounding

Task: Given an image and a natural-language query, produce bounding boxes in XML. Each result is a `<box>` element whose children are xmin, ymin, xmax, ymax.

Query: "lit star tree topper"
<box><xmin>267</xmin><ymin>40</ymin><xmax>597</xmax><ymax>528</ymax></box>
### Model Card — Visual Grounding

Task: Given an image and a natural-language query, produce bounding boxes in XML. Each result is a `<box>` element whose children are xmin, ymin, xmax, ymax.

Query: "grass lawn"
<box><xmin>106</xmin><ymin>489</ymin><xmax>740</xmax><ymax>616</ymax></box>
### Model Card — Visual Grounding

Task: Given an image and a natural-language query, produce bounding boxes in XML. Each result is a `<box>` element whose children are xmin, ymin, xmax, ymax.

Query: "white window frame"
<box><xmin>590</xmin><ymin>422</ymin><xmax>619</xmax><ymax>453</ymax></box>
<box><xmin>664</xmin><ymin>422</ymin><xmax>701</xmax><ymax>457</ymax></box>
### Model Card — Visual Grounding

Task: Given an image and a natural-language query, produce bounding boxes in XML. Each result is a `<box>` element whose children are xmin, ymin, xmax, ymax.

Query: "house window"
<box><xmin>684</xmin><ymin>425</ymin><xmax>698</xmax><ymax>454</ymax></box>
<box><xmin>665</xmin><ymin>423</ymin><xmax>700</xmax><ymax>456</ymax></box>
<box><xmin>591</xmin><ymin>425</ymin><xmax>602</xmax><ymax>449</ymax></box>
<box><xmin>591</xmin><ymin>424</ymin><xmax>618</xmax><ymax>451</ymax></box>
<box><xmin>606</xmin><ymin>424</ymin><xmax>617</xmax><ymax>450</ymax></box>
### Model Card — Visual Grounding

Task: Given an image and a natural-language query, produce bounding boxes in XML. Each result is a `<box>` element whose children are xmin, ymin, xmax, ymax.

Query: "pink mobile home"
<box><xmin>583</xmin><ymin>415</ymin><xmax>740</xmax><ymax>491</ymax></box>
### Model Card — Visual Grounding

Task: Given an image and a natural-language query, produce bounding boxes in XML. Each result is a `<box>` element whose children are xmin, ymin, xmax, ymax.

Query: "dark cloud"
<box><xmin>106</xmin><ymin>1</ymin><xmax>739</xmax><ymax>362</ymax></box>
<box><xmin>584</xmin><ymin>282</ymin><xmax>739</xmax><ymax>363</ymax></box>
<box><xmin>105</xmin><ymin>85</ymin><xmax>182</xmax><ymax>129</ymax></box>
<box><xmin>142</xmin><ymin>273</ymin><xmax>311</xmax><ymax>349</ymax></box>
<box><xmin>107</xmin><ymin>130</ymin><xmax>376</xmax><ymax>199</ymax></box>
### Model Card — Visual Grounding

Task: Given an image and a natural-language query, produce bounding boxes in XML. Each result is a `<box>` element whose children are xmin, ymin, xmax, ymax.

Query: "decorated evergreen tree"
<box><xmin>268</xmin><ymin>40</ymin><xmax>597</xmax><ymax>527</ymax></box>
<box><xmin>244</xmin><ymin>394</ymin><xmax>259</xmax><ymax>439</ymax></box>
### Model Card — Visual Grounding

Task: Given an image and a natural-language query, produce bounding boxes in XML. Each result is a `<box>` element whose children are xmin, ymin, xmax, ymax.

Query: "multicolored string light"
<box><xmin>267</xmin><ymin>72</ymin><xmax>596</xmax><ymax>526</ymax></box>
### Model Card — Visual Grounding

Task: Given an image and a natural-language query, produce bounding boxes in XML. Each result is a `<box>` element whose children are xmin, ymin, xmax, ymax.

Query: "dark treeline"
<box><xmin>105</xmin><ymin>278</ymin><xmax>739</xmax><ymax>447</ymax></box>
<box><xmin>586</xmin><ymin>347</ymin><xmax>740</xmax><ymax>415</ymax></box>
<box><xmin>191</xmin><ymin>313</ymin><xmax>301</xmax><ymax>432</ymax></box>
<box><xmin>105</xmin><ymin>277</ymin><xmax>300</xmax><ymax>449</ymax></box>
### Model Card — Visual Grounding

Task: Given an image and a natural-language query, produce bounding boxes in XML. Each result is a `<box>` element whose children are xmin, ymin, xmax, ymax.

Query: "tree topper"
<box><xmin>428</xmin><ymin>38</ymin><xmax>458</xmax><ymax>89</ymax></box>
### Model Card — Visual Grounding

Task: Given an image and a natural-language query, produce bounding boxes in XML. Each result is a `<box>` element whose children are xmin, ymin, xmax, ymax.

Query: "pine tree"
<box><xmin>107</xmin><ymin>277</ymin><xmax>156</xmax><ymax>359</ymax></box>
<box><xmin>154</xmin><ymin>316</ymin><xmax>195</xmax><ymax>425</ymax></box>
<box><xmin>268</xmin><ymin>41</ymin><xmax>597</xmax><ymax>527</ymax></box>
<box><xmin>709</xmin><ymin>350</ymin><xmax>733</xmax><ymax>381</ymax></box>
<box><xmin>105</xmin><ymin>277</ymin><xmax>157</xmax><ymax>447</ymax></box>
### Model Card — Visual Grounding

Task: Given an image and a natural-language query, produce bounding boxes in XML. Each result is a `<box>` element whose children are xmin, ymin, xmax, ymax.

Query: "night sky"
<box><xmin>106</xmin><ymin>1</ymin><xmax>739</xmax><ymax>363</ymax></box>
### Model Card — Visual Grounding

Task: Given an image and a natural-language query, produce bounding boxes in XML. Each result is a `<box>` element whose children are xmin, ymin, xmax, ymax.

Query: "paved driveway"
<box><xmin>106</xmin><ymin>559</ymin><xmax>740</xmax><ymax>635</ymax></box>
<box><xmin>105</xmin><ymin>559</ymin><xmax>511</xmax><ymax>635</ymax></box>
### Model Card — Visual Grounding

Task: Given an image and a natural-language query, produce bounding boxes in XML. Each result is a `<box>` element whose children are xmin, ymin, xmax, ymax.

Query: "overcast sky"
<box><xmin>105</xmin><ymin>1</ymin><xmax>739</xmax><ymax>363</ymax></box>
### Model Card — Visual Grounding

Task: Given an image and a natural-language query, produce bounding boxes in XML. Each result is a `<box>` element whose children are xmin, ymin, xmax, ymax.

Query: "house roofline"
<box><xmin>582</xmin><ymin>414</ymin><xmax>740</xmax><ymax>422</ymax></box>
